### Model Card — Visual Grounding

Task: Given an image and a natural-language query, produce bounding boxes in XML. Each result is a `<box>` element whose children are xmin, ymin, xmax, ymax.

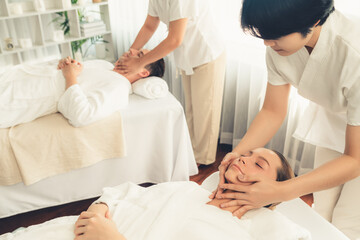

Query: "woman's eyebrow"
<box><xmin>257</xmin><ymin>155</ymin><xmax>270</xmax><ymax>166</ymax></box>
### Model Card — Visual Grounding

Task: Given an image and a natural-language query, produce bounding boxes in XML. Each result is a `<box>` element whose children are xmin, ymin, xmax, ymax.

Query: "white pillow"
<box><xmin>132</xmin><ymin>76</ymin><xmax>169</xmax><ymax>99</ymax></box>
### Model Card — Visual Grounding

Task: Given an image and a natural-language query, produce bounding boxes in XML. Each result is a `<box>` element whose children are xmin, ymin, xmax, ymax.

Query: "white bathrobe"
<box><xmin>0</xmin><ymin>182</ymin><xmax>311</xmax><ymax>240</ymax></box>
<box><xmin>0</xmin><ymin>60</ymin><xmax>131</xmax><ymax>128</ymax></box>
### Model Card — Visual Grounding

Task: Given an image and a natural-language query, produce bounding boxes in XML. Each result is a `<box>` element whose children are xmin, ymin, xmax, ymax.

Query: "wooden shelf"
<box><xmin>0</xmin><ymin>0</ymin><xmax>114</xmax><ymax>65</ymax></box>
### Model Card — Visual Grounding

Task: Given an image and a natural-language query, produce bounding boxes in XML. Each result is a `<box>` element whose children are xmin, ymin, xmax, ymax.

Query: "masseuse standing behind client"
<box><xmin>212</xmin><ymin>0</ymin><xmax>360</xmax><ymax>239</ymax></box>
<box><xmin>117</xmin><ymin>0</ymin><xmax>226</xmax><ymax>165</ymax></box>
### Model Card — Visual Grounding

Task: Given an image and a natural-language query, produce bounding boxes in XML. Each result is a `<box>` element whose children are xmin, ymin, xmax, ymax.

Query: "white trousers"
<box><xmin>181</xmin><ymin>52</ymin><xmax>226</xmax><ymax>165</ymax></box>
<box><xmin>313</xmin><ymin>146</ymin><xmax>360</xmax><ymax>240</ymax></box>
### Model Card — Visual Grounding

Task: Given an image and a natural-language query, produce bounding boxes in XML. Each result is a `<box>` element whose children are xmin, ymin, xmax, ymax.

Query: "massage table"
<box><xmin>0</xmin><ymin>93</ymin><xmax>198</xmax><ymax>218</ymax></box>
<box><xmin>201</xmin><ymin>172</ymin><xmax>350</xmax><ymax>240</ymax></box>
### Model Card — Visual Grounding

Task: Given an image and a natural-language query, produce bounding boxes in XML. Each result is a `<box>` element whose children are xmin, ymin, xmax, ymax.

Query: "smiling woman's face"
<box><xmin>224</xmin><ymin>148</ymin><xmax>282</xmax><ymax>185</ymax></box>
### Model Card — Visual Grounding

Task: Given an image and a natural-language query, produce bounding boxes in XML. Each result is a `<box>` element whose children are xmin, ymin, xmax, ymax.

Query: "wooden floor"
<box><xmin>0</xmin><ymin>144</ymin><xmax>313</xmax><ymax>235</ymax></box>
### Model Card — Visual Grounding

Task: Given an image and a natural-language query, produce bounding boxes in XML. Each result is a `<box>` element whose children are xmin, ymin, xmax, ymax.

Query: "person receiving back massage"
<box><xmin>68</xmin><ymin>148</ymin><xmax>303</xmax><ymax>240</ymax></box>
<box><xmin>0</xmin><ymin>49</ymin><xmax>165</xmax><ymax>128</ymax></box>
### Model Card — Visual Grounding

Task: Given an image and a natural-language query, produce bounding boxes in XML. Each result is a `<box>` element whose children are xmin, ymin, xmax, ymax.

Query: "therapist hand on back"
<box><xmin>211</xmin><ymin>0</ymin><xmax>360</xmax><ymax>239</ymax></box>
<box><xmin>117</xmin><ymin>0</ymin><xmax>226</xmax><ymax>166</ymax></box>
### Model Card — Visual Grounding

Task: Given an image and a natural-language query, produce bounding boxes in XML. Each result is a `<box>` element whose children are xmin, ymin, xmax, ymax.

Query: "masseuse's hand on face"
<box><xmin>74</xmin><ymin>211</ymin><xmax>126</xmax><ymax>240</ymax></box>
<box><xmin>212</xmin><ymin>148</ymin><xmax>283</xmax><ymax>219</ymax></box>
<box><xmin>114</xmin><ymin>49</ymin><xmax>146</xmax><ymax>76</ymax></box>
<box><xmin>114</xmin><ymin>48</ymin><xmax>140</xmax><ymax>69</ymax></box>
<box><xmin>209</xmin><ymin>152</ymin><xmax>240</xmax><ymax>200</ymax></box>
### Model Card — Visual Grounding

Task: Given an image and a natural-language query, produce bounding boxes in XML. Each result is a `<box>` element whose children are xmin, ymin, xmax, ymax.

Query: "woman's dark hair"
<box><xmin>241</xmin><ymin>0</ymin><xmax>335</xmax><ymax>40</ymax></box>
<box><xmin>272</xmin><ymin>149</ymin><xmax>295</xmax><ymax>181</ymax></box>
<box><xmin>266</xmin><ymin>149</ymin><xmax>294</xmax><ymax>209</ymax></box>
<box><xmin>145</xmin><ymin>58</ymin><xmax>165</xmax><ymax>78</ymax></box>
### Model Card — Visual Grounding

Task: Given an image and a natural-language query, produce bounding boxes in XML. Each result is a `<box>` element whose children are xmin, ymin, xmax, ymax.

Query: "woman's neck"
<box><xmin>305</xmin><ymin>25</ymin><xmax>322</xmax><ymax>54</ymax></box>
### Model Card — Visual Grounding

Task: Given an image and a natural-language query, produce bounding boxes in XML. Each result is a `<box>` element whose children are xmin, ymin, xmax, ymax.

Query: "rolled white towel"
<box><xmin>132</xmin><ymin>76</ymin><xmax>169</xmax><ymax>99</ymax></box>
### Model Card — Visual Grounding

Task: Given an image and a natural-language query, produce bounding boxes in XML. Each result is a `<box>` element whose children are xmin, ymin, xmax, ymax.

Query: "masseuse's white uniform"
<box><xmin>266</xmin><ymin>10</ymin><xmax>360</xmax><ymax>239</ymax></box>
<box><xmin>0</xmin><ymin>60</ymin><xmax>130</xmax><ymax>128</ymax></box>
<box><xmin>148</xmin><ymin>0</ymin><xmax>226</xmax><ymax>165</ymax></box>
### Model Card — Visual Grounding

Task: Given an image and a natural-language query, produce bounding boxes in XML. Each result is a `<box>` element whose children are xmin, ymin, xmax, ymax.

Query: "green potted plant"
<box><xmin>71</xmin><ymin>39</ymin><xmax>87</xmax><ymax>61</ymax></box>
<box><xmin>83</xmin><ymin>35</ymin><xmax>109</xmax><ymax>59</ymax></box>
<box><xmin>51</xmin><ymin>11</ymin><xmax>70</xmax><ymax>36</ymax></box>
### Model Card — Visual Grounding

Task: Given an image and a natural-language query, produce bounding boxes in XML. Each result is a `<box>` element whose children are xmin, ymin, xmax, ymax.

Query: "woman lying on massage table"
<box><xmin>0</xmin><ymin>51</ymin><xmax>164</xmax><ymax>128</ymax></box>
<box><xmin>70</xmin><ymin>148</ymin><xmax>310</xmax><ymax>240</ymax></box>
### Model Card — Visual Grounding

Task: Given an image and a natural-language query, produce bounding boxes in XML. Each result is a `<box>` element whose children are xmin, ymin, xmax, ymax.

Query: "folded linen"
<box><xmin>132</xmin><ymin>76</ymin><xmax>168</xmax><ymax>99</ymax></box>
<box><xmin>0</xmin><ymin>112</ymin><xmax>126</xmax><ymax>186</ymax></box>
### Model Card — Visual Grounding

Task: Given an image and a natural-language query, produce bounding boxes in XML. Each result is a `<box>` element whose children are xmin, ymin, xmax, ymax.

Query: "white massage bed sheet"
<box><xmin>0</xmin><ymin>94</ymin><xmax>198</xmax><ymax>218</ymax></box>
<box><xmin>201</xmin><ymin>172</ymin><xmax>350</xmax><ymax>240</ymax></box>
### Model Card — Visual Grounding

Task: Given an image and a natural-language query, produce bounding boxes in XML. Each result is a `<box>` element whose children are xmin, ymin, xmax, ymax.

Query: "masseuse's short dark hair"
<box><xmin>241</xmin><ymin>0</ymin><xmax>335</xmax><ymax>40</ymax></box>
<box><xmin>145</xmin><ymin>58</ymin><xmax>165</xmax><ymax>78</ymax></box>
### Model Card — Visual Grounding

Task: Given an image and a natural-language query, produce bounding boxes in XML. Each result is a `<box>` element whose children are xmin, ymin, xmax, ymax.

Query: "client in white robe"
<box><xmin>0</xmin><ymin>148</ymin><xmax>311</xmax><ymax>240</ymax></box>
<box><xmin>0</xmin><ymin>50</ymin><xmax>164</xmax><ymax>128</ymax></box>
<box><xmin>71</xmin><ymin>148</ymin><xmax>310</xmax><ymax>240</ymax></box>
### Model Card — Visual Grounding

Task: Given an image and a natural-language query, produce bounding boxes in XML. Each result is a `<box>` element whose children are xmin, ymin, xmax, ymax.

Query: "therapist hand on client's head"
<box><xmin>113</xmin><ymin>49</ymin><xmax>165</xmax><ymax>84</ymax></box>
<box><xmin>208</xmin><ymin>148</ymin><xmax>294</xmax><ymax>218</ymax></box>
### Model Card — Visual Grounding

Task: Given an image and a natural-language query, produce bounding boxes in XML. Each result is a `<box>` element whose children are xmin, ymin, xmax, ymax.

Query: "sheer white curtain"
<box><xmin>108</xmin><ymin>0</ymin><xmax>360</xmax><ymax>175</ymax></box>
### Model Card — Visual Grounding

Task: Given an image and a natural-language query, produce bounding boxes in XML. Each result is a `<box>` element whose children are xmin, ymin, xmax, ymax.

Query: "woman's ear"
<box><xmin>138</xmin><ymin>69</ymin><xmax>150</xmax><ymax>78</ymax></box>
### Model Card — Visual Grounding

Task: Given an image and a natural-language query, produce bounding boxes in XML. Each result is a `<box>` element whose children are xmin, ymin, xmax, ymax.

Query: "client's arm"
<box><xmin>57</xmin><ymin>57</ymin><xmax>129</xmax><ymax>127</ymax></box>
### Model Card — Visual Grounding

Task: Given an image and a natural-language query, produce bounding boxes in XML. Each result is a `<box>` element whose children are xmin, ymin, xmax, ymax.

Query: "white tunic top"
<box><xmin>266</xmin><ymin>10</ymin><xmax>360</xmax><ymax>152</ymax></box>
<box><xmin>0</xmin><ymin>60</ymin><xmax>131</xmax><ymax>128</ymax></box>
<box><xmin>148</xmin><ymin>0</ymin><xmax>225</xmax><ymax>75</ymax></box>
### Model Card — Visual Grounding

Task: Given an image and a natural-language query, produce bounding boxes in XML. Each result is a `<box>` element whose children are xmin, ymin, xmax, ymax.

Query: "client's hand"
<box><xmin>209</xmin><ymin>152</ymin><xmax>240</xmax><ymax>199</ymax></box>
<box><xmin>57</xmin><ymin>56</ymin><xmax>72</xmax><ymax>70</ymax></box>
<box><xmin>61</xmin><ymin>59</ymin><xmax>83</xmax><ymax>79</ymax></box>
<box><xmin>74</xmin><ymin>211</ymin><xmax>126</xmax><ymax>240</ymax></box>
<box><xmin>61</xmin><ymin>58</ymin><xmax>83</xmax><ymax>89</ymax></box>
<box><xmin>86</xmin><ymin>203</ymin><xmax>109</xmax><ymax>218</ymax></box>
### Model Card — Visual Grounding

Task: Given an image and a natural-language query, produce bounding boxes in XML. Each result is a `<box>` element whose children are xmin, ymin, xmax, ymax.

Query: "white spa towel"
<box><xmin>132</xmin><ymin>76</ymin><xmax>169</xmax><ymax>99</ymax></box>
<box><xmin>0</xmin><ymin>182</ymin><xmax>311</xmax><ymax>240</ymax></box>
